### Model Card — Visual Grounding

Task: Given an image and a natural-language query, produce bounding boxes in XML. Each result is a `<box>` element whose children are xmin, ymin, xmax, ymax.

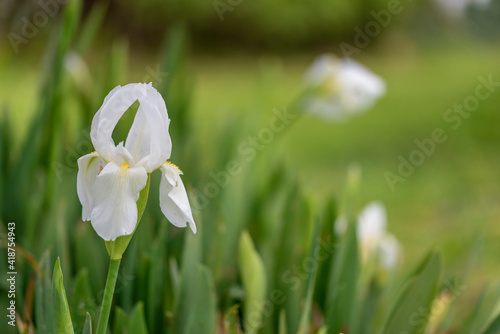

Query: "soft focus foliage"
<box><xmin>1</xmin><ymin>0</ymin><xmax>500</xmax><ymax>333</ymax></box>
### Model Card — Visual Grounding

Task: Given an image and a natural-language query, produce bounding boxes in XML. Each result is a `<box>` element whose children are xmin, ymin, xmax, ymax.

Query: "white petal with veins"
<box><xmin>91</xmin><ymin>83</ymin><xmax>171</xmax><ymax>169</ymax></box>
<box><xmin>90</xmin><ymin>162</ymin><xmax>148</xmax><ymax>241</ymax></box>
<box><xmin>125</xmin><ymin>94</ymin><xmax>171</xmax><ymax>172</ymax></box>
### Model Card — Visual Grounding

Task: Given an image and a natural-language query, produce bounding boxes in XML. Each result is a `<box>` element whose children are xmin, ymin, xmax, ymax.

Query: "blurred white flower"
<box><xmin>334</xmin><ymin>215</ymin><xmax>348</xmax><ymax>235</ymax></box>
<box><xmin>358</xmin><ymin>201</ymin><xmax>400</xmax><ymax>269</ymax></box>
<box><xmin>302</xmin><ymin>55</ymin><xmax>386</xmax><ymax>121</ymax></box>
<box><xmin>335</xmin><ymin>201</ymin><xmax>400</xmax><ymax>269</ymax></box>
<box><xmin>435</xmin><ymin>0</ymin><xmax>491</xmax><ymax>18</ymax></box>
<box><xmin>378</xmin><ymin>234</ymin><xmax>400</xmax><ymax>270</ymax></box>
<box><xmin>77</xmin><ymin>83</ymin><xmax>196</xmax><ymax>241</ymax></box>
<box><xmin>64</xmin><ymin>51</ymin><xmax>92</xmax><ymax>93</ymax></box>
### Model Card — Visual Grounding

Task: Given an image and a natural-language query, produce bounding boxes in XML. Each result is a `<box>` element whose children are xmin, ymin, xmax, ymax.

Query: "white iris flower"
<box><xmin>302</xmin><ymin>55</ymin><xmax>386</xmax><ymax>121</ymax></box>
<box><xmin>335</xmin><ymin>201</ymin><xmax>400</xmax><ymax>269</ymax></box>
<box><xmin>77</xmin><ymin>83</ymin><xmax>196</xmax><ymax>241</ymax></box>
<box><xmin>357</xmin><ymin>202</ymin><xmax>400</xmax><ymax>270</ymax></box>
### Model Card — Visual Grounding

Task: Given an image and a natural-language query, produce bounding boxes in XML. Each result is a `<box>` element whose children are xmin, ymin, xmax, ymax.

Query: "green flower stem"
<box><xmin>96</xmin><ymin>176</ymin><xmax>150</xmax><ymax>333</ymax></box>
<box><xmin>96</xmin><ymin>258</ymin><xmax>122</xmax><ymax>334</ymax></box>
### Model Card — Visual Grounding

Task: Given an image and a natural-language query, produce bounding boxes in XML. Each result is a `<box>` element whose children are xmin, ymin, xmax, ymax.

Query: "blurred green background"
<box><xmin>1</xmin><ymin>0</ymin><xmax>500</xmax><ymax>332</ymax></box>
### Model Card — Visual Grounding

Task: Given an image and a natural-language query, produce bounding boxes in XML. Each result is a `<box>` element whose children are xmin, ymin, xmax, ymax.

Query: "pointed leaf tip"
<box><xmin>52</xmin><ymin>257</ymin><xmax>75</xmax><ymax>334</ymax></box>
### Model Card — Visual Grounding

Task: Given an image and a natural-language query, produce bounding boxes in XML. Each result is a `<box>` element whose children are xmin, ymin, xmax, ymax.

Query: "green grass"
<box><xmin>2</xmin><ymin>36</ymin><xmax>500</xmax><ymax>330</ymax></box>
<box><xmin>3</xmin><ymin>43</ymin><xmax>500</xmax><ymax>273</ymax></box>
<box><xmin>183</xmin><ymin>44</ymin><xmax>500</xmax><ymax>289</ymax></box>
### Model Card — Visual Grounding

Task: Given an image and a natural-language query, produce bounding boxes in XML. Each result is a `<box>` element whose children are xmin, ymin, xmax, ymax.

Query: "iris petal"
<box><xmin>125</xmin><ymin>93</ymin><xmax>171</xmax><ymax>172</ymax></box>
<box><xmin>90</xmin><ymin>161</ymin><xmax>148</xmax><ymax>241</ymax></box>
<box><xmin>91</xmin><ymin>83</ymin><xmax>171</xmax><ymax>169</ymax></box>
<box><xmin>77</xmin><ymin>152</ymin><xmax>104</xmax><ymax>221</ymax></box>
<box><xmin>159</xmin><ymin>162</ymin><xmax>197</xmax><ymax>234</ymax></box>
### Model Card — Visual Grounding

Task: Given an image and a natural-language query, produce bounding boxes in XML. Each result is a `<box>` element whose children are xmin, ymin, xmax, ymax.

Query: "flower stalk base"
<box><xmin>96</xmin><ymin>258</ymin><xmax>122</xmax><ymax>334</ymax></box>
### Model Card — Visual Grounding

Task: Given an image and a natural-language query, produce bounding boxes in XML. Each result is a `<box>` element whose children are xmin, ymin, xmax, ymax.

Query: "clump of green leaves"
<box><xmin>1</xmin><ymin>1</ymin><xmax>500</xmax><ymax>333</ymax></box>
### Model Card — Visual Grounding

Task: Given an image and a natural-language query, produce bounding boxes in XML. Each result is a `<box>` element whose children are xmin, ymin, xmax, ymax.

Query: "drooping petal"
<box><xmin>302</xmin><ymin>97</ymin><xmax>346</xmax><ymax>122</ymax></box>
<box><xmin>378</xmin><ymin>234</ymin><xmax>400</xmax><ymax>269</ymax></box>
<box><xmin>159</xmin><ymin>162</ymin><xmax>197</xmax><ymax>234</ymax></box>
<box><xmin>77</xmin><ymin>152</ymin><xmax>104</xmax><ymax>221</ymax></box>
<box><xmin>90</xmin><ymin>161</ymin><xmax>148</xmax><ymax>241</ymax></box>
<box><xmin>337</xmin><ymin>58</ymin><xmax>386</xmax><ymax>111</ymax></box>
<box><xmin>91</xmin><ymin>83</ymin><xmax>171</xmax><ymax>167</ymax></box>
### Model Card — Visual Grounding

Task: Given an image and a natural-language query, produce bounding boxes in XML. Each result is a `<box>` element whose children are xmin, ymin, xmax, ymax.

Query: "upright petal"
<box><xmin>302</xmin><ymin>55</ymin><xmax>385</xmax><ymax>122</ymax></box>
<box><xmin>112</xmin><ymin>142</ymin><xmax>136</xmax><ymax>166</ymax></box>
<box><xmin>125</xmin><ymin>89</ymin><xmax>172</xmax><ymax>171</ymax></box>
<box><xmin>91</xmin><ymin>83</ymin><xmax>171</xmax><ymax>165</ymax></box>
<box><xmin>357</xmin><ymin>201</ymin><xmax>387</xmax><ymax>243</ymax></box>
<box><xmin>304</xmin><ymin>54</ymin><xmax>339</xmax><ymax>87</ymax></box>
<box><xmin>90</xmin><ymin>161</ymin><xmax>148</xmax><ymax>241</ymax></box>
<box><xmin>77</xmin><ymin>152</ymin><xmax>104</xmax><ymax>221</ymax></box>
<box><xmin>159</xmin><ymin>162</ymin><xmax>197</xmax><ymax>234</ymax></box>
<box><xmin>90</xmin><ymin>85</ymin><xmax>136</xmax><ymax>161</ymax></box>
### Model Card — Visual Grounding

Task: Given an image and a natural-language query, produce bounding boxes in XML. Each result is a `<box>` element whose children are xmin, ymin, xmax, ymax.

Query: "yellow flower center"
<box><xmin>121</xmin><ymin>162</ymin><xmax>130</xmax><ymax>169</ymax></box>
<box><xmin>317</xmin><ymin>77</ymin><xmax>338</xmax><ymax>96</ymax></box>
